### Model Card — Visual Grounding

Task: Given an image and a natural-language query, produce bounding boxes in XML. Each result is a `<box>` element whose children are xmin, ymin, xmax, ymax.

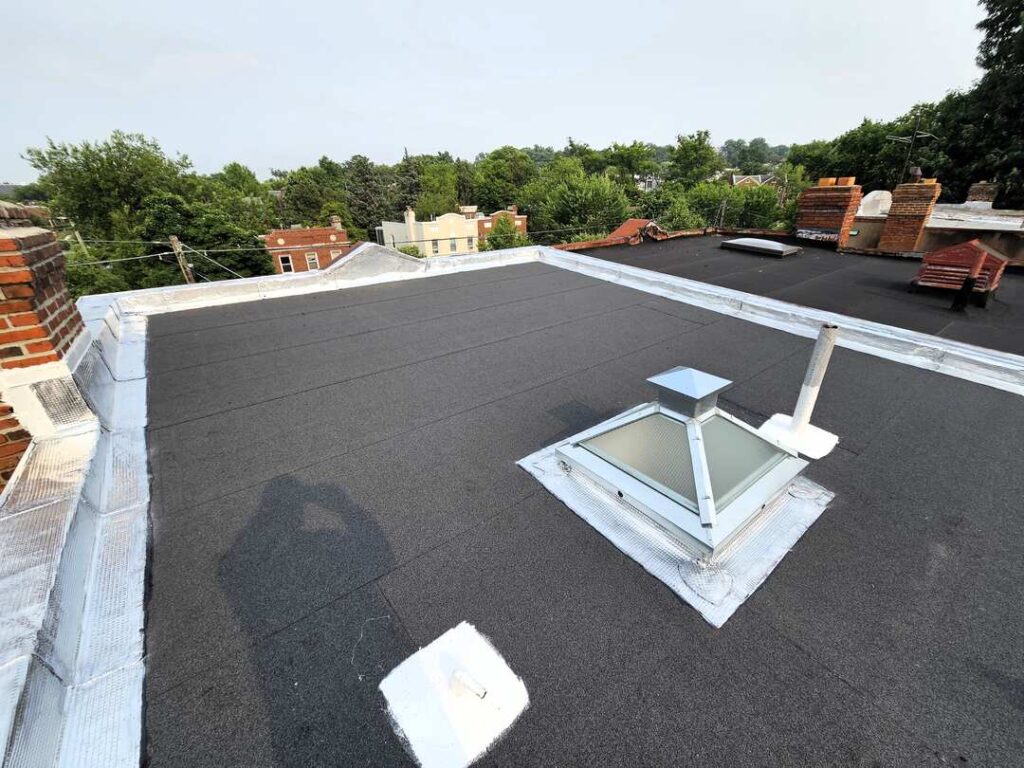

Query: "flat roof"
<box><xmin>582</xmin><ymin>234</ymin><xmax>1024</xmax><ymax>356</ymax></box>
<box><xmin>143</xmin><ymin>261</ymin><xmax>1024</xmax><ymax>765</ymax></box>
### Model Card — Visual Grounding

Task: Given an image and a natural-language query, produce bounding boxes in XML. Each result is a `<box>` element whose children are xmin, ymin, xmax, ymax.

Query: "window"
<box><xmin>467</xmin><ymin>237</ymin><xmax>474</xmax><ymax>250</ymax></box>
<box><xmin>305</xmin><ymin>252</ymin><xmax>319</xmax><ymax>270</ymax></box>
<box><xmin>330</xmin><ymin>249</ymin><xmax>343</xmax><ymax>259</ymax></box>
<box><xmin>431</xmin><ymin>239</ymin><xmax>439</xmax><ymax>255</ymax></box>
<box><xmin>484</xmin><ymin>222</ymin><xmax>492</xmax><ymax>229</ymax></box>
<box><xmin>450</xmin><ymin>238</ymin><xmax>457</xmax><ymax>253</ymax></box>
<box><xmin>279</xmin><ymin>255</ymin><xmax>294</xmax><ymax>273</ymax></box>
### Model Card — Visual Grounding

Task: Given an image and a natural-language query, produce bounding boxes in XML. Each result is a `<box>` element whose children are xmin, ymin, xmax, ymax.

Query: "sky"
<box><xmin>4</xmin><ymin>0</ymin><xmax>986</xmax><ymax>183</ymax></box>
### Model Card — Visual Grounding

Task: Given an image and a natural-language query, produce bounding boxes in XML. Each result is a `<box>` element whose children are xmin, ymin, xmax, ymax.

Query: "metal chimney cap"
<box><xmin>647</xmin><ymin>367</ymin><xmax>732</xmax><ymax>417</ymax></box>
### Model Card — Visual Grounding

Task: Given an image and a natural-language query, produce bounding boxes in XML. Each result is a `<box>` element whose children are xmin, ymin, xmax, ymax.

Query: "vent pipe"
<box><xmin>791</xmin><ymin>323</ymin><xmax>837</xmax><ymax>433</ymax></box>
<box><xmin>758</xmin><ymin>323</ymin><xmax>840</xmax><ymax>459</ymax></box>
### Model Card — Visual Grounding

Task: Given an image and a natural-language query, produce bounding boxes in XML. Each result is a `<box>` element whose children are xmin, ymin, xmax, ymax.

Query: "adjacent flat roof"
<box><xmin>583</xmin><ymin>234</ymin><xmax>1024</xmax><ymax>356</ymax></box>
<box><xmin>143</xmin><ymin>261</ymin><xmax>1024</xmax><ymax>766</ymax></box>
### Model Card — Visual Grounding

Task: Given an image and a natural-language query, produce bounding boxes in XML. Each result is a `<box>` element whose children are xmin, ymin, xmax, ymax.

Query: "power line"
<box><xmin>65</xmin><ymin>251</ymin><xmax>175</xmax><ymax>268</ymax></box>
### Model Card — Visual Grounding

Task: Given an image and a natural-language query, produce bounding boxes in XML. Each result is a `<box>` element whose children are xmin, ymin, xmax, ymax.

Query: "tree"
<box><xmin>544</xmin><ymin>173</ymin><xmax>630</xmax><ymax>237</ymax></box>
<box><xmin>342</xmin><ymin>155</ymin><xmax>398</xmax><ymax>235</ymax></box>
<box><xmin>474</xmin><ymin>146</ymin><xmax>537</xmax><ymax>211</ymax></box>
<box><xmin>415</xmin><ymin>158</ymin><xmax>459</xmax><ymax>218</ymax></box>
<box><xmin>666</xmin><ymin>131</ymin><xmax>724</xmax><ymax>188</ymax></box>
<box><xmin>479</xmin><ymin>215</ymin><xmax>531</xmax><ymax>250</ymax></box>
<box><xmin>658</xmin><ymin>196</ymin><xmax>707</xmax><ymax>231</ymax></box>
<box><xmin>737</xmin><ymin>137</ymin><xmax>772</xmax><ymax>174</ymax></box>
<box><xmin>25</xmin><ymin>131</ymin><xmax>191</xmax><ymax>240</ymax></box>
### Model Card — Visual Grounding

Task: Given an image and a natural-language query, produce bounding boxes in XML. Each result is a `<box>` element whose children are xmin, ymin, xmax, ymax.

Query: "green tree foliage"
<box><xmin>25</xmin><ymin>131</ymin><xmax>192</xmax><ymax>240</ymax></box>
<box><xmin>397</xmin><ymin>244</ymin><xmax>422</xmax><ymax>257</ymax></box>
<box><xmin>474</xmin><ymin>146</ymin><xmax>537</xmax><ymax>211</ymax></box>
<box><xmin>666</xmin><ymin>131</ymin><xmax>724</xmax><ymax>188</ymax></box>
<box><xmin>659</xmin><ymin>196</ymin><xmax>707</xmax><ymax>231</ymax></box>
<box><xmin>26</xmin><ymin>132</ymin><xmax>276</xmax><ymax>295</ymax></box>
<box><xmin>783</xmin><ymin>3</ymin><xmax>1024</xmax><ymax>206</ymax></box>
<box><xmin>479</xmin><ymin>215</ymin><xmax>531</xmax><ymax>250</ymax></box>
<box><xmin>415</xmin><ymin>158</ymin><xmax>459</xmax><ymax>218</ymax></box>
<box><xmin>544</xmin><ymin>173</ymin><xmax>630</xmax><ymax>237</ymax></box>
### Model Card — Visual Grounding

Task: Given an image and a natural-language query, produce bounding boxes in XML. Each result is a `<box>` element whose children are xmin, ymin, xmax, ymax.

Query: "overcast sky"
<box><xmin>4</xmin><ymin>0</ymin><xmax>985</xmax><ymax>182</ymax></box>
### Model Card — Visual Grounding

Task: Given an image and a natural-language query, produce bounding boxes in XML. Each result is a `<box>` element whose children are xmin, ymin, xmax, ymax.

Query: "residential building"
<box><xmin>376</xmin><ymin>206</ymin><xmax>528</xmax><ymax>255</ymax></box>
<box><xmin>470</xmin><ymin>205</ymin><xmax>528</xmax><ymax>244</ymax></box>
<box><xmin>731</xmin><ymin>174</ymin><xmax>777</xmax><ymax>187</ymax></box>
<box><xmin>266</xmin><ymin>215</ymin><xmax>354</xmax><ymax>274</ymax></box>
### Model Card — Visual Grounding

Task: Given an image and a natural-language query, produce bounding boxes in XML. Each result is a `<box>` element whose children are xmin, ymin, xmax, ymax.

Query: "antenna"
<box><xmin>886</xmin><ymin>112</ymin><xmax>938</xmax><ymax>183</ymax></box>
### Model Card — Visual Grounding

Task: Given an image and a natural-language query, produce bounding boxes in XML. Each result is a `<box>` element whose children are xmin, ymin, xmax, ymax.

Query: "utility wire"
<box><xmin>65</xmin><ymin>251</ymin><xmax>175</xmax><ymax>268</ymax></box>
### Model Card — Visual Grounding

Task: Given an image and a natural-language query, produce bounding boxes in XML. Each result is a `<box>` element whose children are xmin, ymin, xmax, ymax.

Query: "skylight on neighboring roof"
<box><xmin>721</xmin><ymin>238</ymin><xmax>801</xmax><ymax>257</ymax></box>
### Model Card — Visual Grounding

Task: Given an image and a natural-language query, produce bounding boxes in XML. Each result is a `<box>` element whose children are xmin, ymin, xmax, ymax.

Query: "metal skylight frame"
<box><xmin>554</xmin><ymin>368</ymin><xmax>808</xmax><ymax>553</ymax></box>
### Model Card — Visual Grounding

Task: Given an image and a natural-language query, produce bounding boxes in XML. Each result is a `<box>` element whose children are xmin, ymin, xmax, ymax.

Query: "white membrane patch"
<box><xmin>519</xmin><ymin>439</ymin><xmax>834</xmax><ymax>627</ymax></box>
<box><xmin>379</xmin><ymin>622</ymin><xmax>528</xmax><ymax>768</ymax></box>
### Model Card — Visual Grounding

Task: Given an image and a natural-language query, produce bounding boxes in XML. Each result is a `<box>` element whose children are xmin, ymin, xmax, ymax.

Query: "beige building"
<box><xmin>377</xmin><ymin>208</ymin><xmax>479</xmax><ymax>256</ymax></box>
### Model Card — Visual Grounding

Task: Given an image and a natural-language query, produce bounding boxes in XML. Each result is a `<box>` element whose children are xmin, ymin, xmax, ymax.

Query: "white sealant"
<box><xmin>379</xmin><ymin>622</ymin><xmax>529</xmax><ymax>768</ymax></box>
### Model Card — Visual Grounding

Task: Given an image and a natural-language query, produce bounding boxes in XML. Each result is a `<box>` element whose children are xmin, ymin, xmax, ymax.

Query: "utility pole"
<box><xmin>168</xmin><ymin>236</ymin><xmax>195</xmax><ymax>284</ymax></box>
<box><xmin>72</xmin><ymin>228</ymin><xmax>91</xmax><ymax>257</ymax></box>
<box><xmin>886</xmin><ymin>112</ymin><xmax>937</xmax><ymax>183</ymax></box>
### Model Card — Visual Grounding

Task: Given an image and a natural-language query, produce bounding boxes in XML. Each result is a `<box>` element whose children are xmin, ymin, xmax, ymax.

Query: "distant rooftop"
<box><xmin>582</xmin><ymin>233</ymin><xmax>1024</xmax><ymax>356</ymax></box>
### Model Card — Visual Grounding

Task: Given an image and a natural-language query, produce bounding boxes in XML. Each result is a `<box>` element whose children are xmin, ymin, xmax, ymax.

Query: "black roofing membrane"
<box><xmin>585</xmin><ymin>234</ymin><xmax>1024</xmax><ymax>356</ymax></box>
<box><xmin>144</xmin><ymin>261</ymin><xmax>1024</xmax><ymax>766</ymax></box>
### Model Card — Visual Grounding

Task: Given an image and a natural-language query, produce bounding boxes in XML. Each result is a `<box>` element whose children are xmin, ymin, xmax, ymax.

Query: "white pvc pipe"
<box><xmin>792</xmin><ymin>323</ymin><xmax>838</xmax><ymax>432</ymax></box>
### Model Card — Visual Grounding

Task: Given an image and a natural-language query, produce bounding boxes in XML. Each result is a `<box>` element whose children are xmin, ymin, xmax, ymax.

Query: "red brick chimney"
<box><xmin>878</xmin><ymin>180</ymin><xmax>942</xmax><ymax>254</ymax></box>
<box><xmin>0</xmin><ymin>209</ymin><xmax>88</xmax><ymax>490</ymax></box>
<box><xmin>0</xmin><ymin>226</ymin><xmax>84</xmax><ymax>369</ymax></box>
<box><xmin>795</xmin><ymin>178</ymin><xmax>862</xmax><ymax>248</ymax></box>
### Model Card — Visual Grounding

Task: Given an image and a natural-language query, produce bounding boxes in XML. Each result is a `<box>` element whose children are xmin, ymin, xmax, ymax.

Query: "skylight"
<box><xmin>520</xmin><ymin>365</ymin><xmax>835</xmax><ymax>626</ymax></box>
<box><xmin>721</xmin><ymin>238</ymin><xmax>801</xmax><ymax>257</ymax></box>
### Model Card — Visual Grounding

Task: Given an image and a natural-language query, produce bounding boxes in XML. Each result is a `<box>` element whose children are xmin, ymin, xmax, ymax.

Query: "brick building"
<box><xmin>472</xmin><ymin>206</ymin><xmax>528</xmax><ymax>243</ymax></box>
<box><xmin>267</xmin><ymin>216</ymin><xmax>354</xmax><ymax>274</ymax></box>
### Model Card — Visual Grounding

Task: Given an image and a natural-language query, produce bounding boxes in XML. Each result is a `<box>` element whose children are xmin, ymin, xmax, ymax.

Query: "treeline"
<box><xmin>20</xmin><ymin>131</ymin><xmax>803</xmax><ymax>297</ymax></box>
<box><xmin>789</xmin><ymin>0</ymin><xmax>1023</xmax><ymax>208</ymax></box>
<box><xmin>13</xmin><ymin>1</ymin><xmax>1020</xmax><ymax>298</ymax></box>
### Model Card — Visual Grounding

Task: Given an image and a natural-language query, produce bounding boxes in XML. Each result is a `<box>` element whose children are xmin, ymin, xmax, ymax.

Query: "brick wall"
<box><xmin>268</xmin><ymin>218</ymin><xmax>353</xmax><ymax>274</ymax></box>
<box><xmin>795</xmin><ymin>179</ymin><xmax>863</xmax><ymax>247</ymax></box>
<box><xmin>0</xmin><ymin>401</ymin><xmax>30</xmax><ymax>492</ymax></box>
<box><xmin>0</xmin><ymin>227</ymin><xmax>85</xmax><ymax>368</ymax></box>
<box><xmin>878</xmin><ymin>181</ymin><xmax>942</xmax><ymax>254</ymax></box>
<box><xmin>966</xmin><ymin>181</ymin><xmax>998</xmax><ymax>203</ymax></box>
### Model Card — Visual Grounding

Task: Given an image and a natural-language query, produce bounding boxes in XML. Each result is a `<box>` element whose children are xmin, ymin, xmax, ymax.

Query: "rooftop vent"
<box><xmin>519</xmin><ymin>356</ymin><xmax>837</xmax><ymax>626</ymax></box>
<box><xmin>720</xmin><ymin>238</ymin><xmax>801</xmax><ymax>257</ymax></box>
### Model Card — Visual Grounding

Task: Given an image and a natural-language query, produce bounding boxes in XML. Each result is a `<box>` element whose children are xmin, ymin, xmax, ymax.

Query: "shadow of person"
<box><xmin>218</xmin><ymin>474</ymin><xmax>397</xmax><ymax>766</ymax></box>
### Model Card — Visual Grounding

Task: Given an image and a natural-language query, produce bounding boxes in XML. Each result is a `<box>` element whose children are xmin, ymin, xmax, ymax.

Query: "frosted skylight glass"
<box><xmin>581</xmin><ymin>413</ymin><xmax>787</xmax><ymax>511</ymax></box>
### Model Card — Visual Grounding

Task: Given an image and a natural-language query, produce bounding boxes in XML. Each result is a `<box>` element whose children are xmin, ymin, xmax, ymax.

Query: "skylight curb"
<box><xmin>519</xmin><ymin>436</ymin><xmax>834</xmax><ymax>627</ymax></box>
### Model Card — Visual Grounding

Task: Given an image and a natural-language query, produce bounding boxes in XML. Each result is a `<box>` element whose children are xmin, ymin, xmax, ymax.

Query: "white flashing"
<box><xmin>71</xmin><ymin>242</ymin><xmax>1024</xmax><ymax>398</ymax></box>
<box><xmin>520</xmin><ymin>441</ymin><xmax>833</xmax><ymax>627</ymax></box>
<box><xmin>379</xmin><ymin>622</ymin><xmax>528</xmax><ymax>768</ymax></box>
<box><xmin>537</xmin><ymin>248</ymin><xmax>1024</xmax><ymax>396</ymax></box>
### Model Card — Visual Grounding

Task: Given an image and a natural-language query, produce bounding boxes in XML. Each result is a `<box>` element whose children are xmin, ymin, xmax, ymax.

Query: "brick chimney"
<box><xmin>878</xmin><ymin>180</ymin><xmax>942</xmax><ymax>254</ymax></box>
<box><xmin>795</xmin><ymin>178</ymin><xmax>863</xmax><ymax>247</ymax></box>
<box><xmin>0</xmin><ymin>211</ymin><xmax>88</xmax><ymax>488</ymax></box>
<box><xmin>966</xmin><ymin>181</ymin><xmax>997</xmax><ymax>205</ymax></box>
<box><xmin>0</xmin><ymin>226</ymin><xmax>85</xmax><ymax>369</ymax></box>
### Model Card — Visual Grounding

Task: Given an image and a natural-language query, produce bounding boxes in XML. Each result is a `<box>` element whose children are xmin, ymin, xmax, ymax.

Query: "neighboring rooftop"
<box><xmin>140</xmin><ymin>256</ymin><xmax>1024</xmax><ymax>766</ymax></box>
<box><xmin>582</xmin><ymin>234</ymin><xmax>1024</xmax><ymax>356</ymax></box>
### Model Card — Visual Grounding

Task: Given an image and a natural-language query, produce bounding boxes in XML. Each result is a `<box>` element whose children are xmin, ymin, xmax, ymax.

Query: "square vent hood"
<box><xmin>519</xmin><ymin>330</ymin><xmax>840</xmax><ymax>626</ymax></box>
